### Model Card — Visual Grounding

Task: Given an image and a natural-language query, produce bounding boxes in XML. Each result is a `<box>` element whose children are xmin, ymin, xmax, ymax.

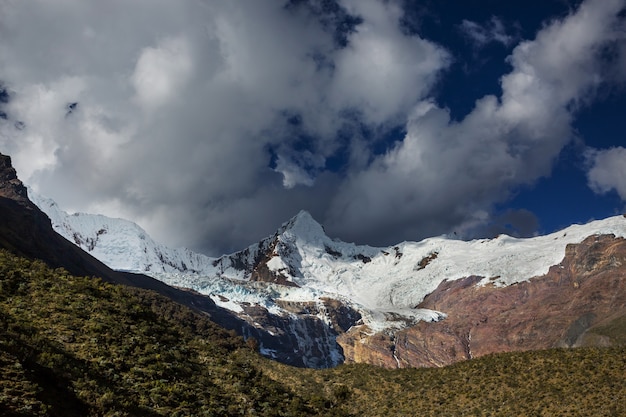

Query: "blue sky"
<box><xmin>0</xmin><ymin>0</ymin><xmax>625</xmax><ymax>255</ymax></box>
<box><xmin>412</xmin><ymin>0</ymin><xmax>626</xmax><ymax>235</ymax></box>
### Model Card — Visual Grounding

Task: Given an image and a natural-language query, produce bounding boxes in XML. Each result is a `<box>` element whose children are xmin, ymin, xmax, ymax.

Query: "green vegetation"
<box><xmin>1</xmin><ymin>248</ymin><xmax>624</xmax><ymax>416</ymax></box>
<box><xmin>0</xmin><ymin>249</ymin><xmax>343</xmax><ymax>416</ymax></box>
<box><xmin>260</xmin><ymin>345</ymin><xmax>626</xmax><ymax>416</ymax></box>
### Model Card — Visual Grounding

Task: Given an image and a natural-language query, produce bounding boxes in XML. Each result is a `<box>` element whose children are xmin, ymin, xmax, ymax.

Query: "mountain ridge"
<box><xmin>1</xmin><ymin>152</ymin><xmax>325</xmax><ymax>368</ymax></box>
<box><xmin>3</xmin><ymin>155</ymin><xmax>625</xmax><ymax>413</ymax></box>
<box><xmin>29</xmin><ymin>190</ymin><xmax>214</xmax><ymax>274</ymax></box>
<box><xmin>28</xmin><ymin>178</ymin><xmax>626</xmax><ymax>368</ymax></box>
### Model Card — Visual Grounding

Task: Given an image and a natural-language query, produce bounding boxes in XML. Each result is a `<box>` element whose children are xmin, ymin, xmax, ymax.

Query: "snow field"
<box><xmin>30</xmin><ymin>190</ymin><xmax>626</xmax><ymax>331</ymax></box>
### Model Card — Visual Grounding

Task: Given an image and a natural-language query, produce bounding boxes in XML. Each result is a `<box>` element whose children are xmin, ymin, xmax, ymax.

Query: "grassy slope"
<box><xmin>1</xmin><ymin>248</ymin><xmax>624</xmax><ymax>416</ymax></box>
<box><xmin>260</xmin><ymin>345</ymin><xmax>625</xmax><ymax>416</ymax></box>
<box><xmin>0</xmin><ymin>249</ymin><xmax>343</xmax><ymax>417</ymax></box>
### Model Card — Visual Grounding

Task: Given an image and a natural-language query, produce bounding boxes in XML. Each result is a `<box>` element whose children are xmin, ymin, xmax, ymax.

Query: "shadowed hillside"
<box><xmin>0</xmin><ymin>249</ymin><xmax>344</xmax><ymax>416</ymax></box>
<box><xmin>1</xmin><ymin>249</ymin><xmax>625</xmax><ymax>416</ymax></box>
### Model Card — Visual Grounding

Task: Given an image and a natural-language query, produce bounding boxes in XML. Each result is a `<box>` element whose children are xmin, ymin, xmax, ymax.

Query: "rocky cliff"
<box><xmin>338</xmin><ymin>232</ymin><xmax>626</xmax><ymax>367</ymax></box>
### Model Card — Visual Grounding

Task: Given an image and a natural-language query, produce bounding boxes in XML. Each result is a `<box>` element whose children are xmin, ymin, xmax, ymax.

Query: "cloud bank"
<box><xmin>0</xmin><ymin>0</ymin><xmax>625</xmax><ymax>255</ymax></box>
<box><xmin>327</xmin><ymin>0</ymin><xmax>626</xmax><ymax>243</ymax></box>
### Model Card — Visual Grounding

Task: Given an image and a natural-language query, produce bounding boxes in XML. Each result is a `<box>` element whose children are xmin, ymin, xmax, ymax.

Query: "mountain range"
<box><xmin>27</xmin><ymin>169</ymin><xmax>626</xmax><ymax>369</ymax></box>
<box><xmin>2</xmin><ymin>151</ymin><xmax>625</xmax><ymax>415</ymax></box>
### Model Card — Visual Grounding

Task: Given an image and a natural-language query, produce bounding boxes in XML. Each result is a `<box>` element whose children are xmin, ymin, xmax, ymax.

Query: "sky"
<box><xmin>0</xmin><ymin>0</ymin><xmax>625</xmax><ymax>256</ymax></box>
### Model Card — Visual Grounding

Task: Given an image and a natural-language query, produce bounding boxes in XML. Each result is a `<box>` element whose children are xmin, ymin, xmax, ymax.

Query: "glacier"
<box><xmin>29</xmin><ymin>188</ymin><xmax>626</xmax><ymax>352</ymax></box>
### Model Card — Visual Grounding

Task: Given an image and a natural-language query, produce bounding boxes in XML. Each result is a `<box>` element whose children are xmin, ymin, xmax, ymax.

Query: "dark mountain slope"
<box><xmin>0</xmin><ymin>249</ymin><xmax>342</xmax><ymax>416</ymax></box>
<box><xmin>0</xmin><ymin>153</ymin><xmax>202</xmax><ymax>291</ymax></box>
<box><xmin>0</xmin><ymin>153</ymin><xmax>269</xmax><ymax>346</ymax></box>
<box><xmin>0</xmin><ymin>153</ymin><xmax>147</xmax><ymax>283</ymax></box>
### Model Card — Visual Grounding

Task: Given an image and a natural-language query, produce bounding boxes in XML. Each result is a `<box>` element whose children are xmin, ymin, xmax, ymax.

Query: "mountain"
<box><xmin>29</xmin><ymin>175</ymin><xmax>626</xmax><ymax>368</ymax></box>
<box><xmin>0</xmin><ymin>154</ymin><xmax>124</xmax><ymax>282</ymax></box>
<box><xmin>0</xmin><ymin>153</ymin><xmax>312</xmax><ymax>368</ymax></box>
<box><xmin>27</xmin><ymin>193</ymin><xmax>357</xmax><ymax>367</ymax></box>
<box><xmin>0</xmin><ymin>153</ymin><xmax>227</xmax><ymax>305</ymax></box>
<box><xmin>3</xmin><ymin>151</ymin><xmax>626</xmax><ymax>415</ymax></box>
<box><xmin>30</xmin><ymin>191</ymin><xmax>214</xmax><ymax>274</ymax></box>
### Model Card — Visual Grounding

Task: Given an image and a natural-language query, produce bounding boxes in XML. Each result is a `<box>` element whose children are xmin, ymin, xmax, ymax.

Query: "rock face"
<box><xmin>338</xmin><ymin>234</ymin><xmax>626</xmax><ymax>367</ymax></box>
<box><xmin>0</xmin><ymin>154</ymin><xmax>29</xmax><ymax>203</ymax></box>
<box><xmin>236</xmin><ymin>298</ymin><xmax>361</xmax><ymax>368</ymax></box>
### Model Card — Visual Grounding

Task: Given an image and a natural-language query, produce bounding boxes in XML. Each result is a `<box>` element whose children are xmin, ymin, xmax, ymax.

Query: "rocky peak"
<box><xmin>0</xmin><ymin>153</ymin><xmax>316</xmax><ymax>368</ymax></box>
<box><xmin>278</xmin><ymin>210</ymin><xmax>328</xmax><ymax>245</ymax></box>
<box><xmin>0</xmin><ymin>153</ymin><xmax>29</xmax><ymax>204</ymax></box>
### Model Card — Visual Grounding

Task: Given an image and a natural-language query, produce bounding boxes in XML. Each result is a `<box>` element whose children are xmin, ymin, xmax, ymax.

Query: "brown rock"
<box><xmin>0</xmin><ymin>154</ymin><xmax>30</xmax><ymax>204</ymax></box>
<box><xmin>339</xmin><ymin>326</ymin><xmax>399</xmax><ymax>368</ymax></box>
<box><xmin>338</xmin><ymin>234</ymin><xmax>626</xmax><ymax>368</ymax></box>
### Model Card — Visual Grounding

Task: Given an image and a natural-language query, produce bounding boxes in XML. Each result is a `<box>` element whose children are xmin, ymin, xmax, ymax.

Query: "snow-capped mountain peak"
<box><xmin>30</xmin><ymin>188</ymin><xmax>626</xmax><ymax>314</ymax></box>
<box><xmin>278</xmin><ymin>210</ymin><xmax>326</xmax><ymax>242</ymax></box>
<box><xmin>28</xmin><ymin>188</ymin><xmax>626</xmax><ymax>367</ymax></box>
<box><xmin>27</xmin><ymin>187</ymin><xmax>214</xmax><ymax>274</ymax></box>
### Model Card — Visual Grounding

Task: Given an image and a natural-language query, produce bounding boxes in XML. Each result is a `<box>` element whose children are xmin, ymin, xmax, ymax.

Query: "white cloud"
<box><xmin>132</xmin><ymin>37</ymin><xmax>193</xmax><ymax>110</ymax></box>
<box><xmin>327</xmin><ymin>0</ymin><xmax>626</xmax><ymax>244</ymax></box>
<box><xmin>586</xmin><ymin>146</ymin><xmax>626</xmax><ymax>199</ymax></box>
<box><xmin>274</xmin><ymin>150</ymin><xmax>326</xmax><ymax>189</ymax></box>
<box><xmin>329</xmin><ymin>0</ymin><xmax>450</xmax><ymax>125</ymax></box>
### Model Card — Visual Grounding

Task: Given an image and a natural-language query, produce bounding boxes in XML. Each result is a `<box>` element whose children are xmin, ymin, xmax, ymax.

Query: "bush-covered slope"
<box><xmin>260</xmin><ymin>345</ymin><xmax>626</xmax><ymax>416</ymax></box>
<box><xmin>1</xmin><ymin>248</ymin><xmax>624</xmax><ymax>416</ymax></box>
<box><xmin>0</xmin><ymin>249</ymin><xmax>343</xmax><ymax>416</ymax></box>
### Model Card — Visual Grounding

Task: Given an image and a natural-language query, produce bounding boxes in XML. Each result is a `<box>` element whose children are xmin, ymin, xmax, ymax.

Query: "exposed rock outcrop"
<box><xmin>0</xmin><ymin>154</ymin><xmax>29</xmax><ymax>204</ymax></box>
<box><xmin>338</xmin><ymin>234</ymin><xmax>626</xmax><ymax>368</ymax></box>
<box><xmin>249</xmin><ymin>240</ymin><xmax>299</xmax><ymax>287</ymax></box>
